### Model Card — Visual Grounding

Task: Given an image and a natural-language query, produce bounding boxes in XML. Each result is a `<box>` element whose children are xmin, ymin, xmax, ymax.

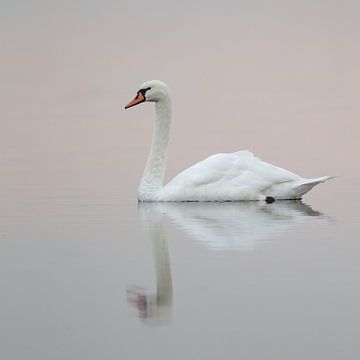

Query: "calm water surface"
<box><xmin>0</xmin><ymin>177</ymin><xmax>359</xmax><ymax>360</ymax></box>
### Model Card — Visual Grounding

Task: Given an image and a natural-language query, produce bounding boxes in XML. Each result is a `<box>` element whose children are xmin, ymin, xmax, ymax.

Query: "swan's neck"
<box><xmin>139</xmin><ymin>98</ymin><xmax>171</xmax><ymax>200</ymax></box>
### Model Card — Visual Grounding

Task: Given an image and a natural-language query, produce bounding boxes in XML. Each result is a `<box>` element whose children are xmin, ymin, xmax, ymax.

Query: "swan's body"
<box><xmin>125</xmin><ymin>80</ymin><xmax>332</xmax><ymax>202</ymax></box>
<box><xmin>155</xmin><ymin>150</ymin><xmax>330</xmax><ymax>201</ymax></box>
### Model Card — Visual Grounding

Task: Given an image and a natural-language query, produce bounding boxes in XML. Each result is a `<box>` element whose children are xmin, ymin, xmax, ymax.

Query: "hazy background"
<box><xmin>1</xmin><ymin>1</ymin><xmax>360</xmax><ymax>360</ymax></box>
<box><xmin>1</xmin><ymin>0</ymin><xmax>359</xmax><ymax>201</ymax></box>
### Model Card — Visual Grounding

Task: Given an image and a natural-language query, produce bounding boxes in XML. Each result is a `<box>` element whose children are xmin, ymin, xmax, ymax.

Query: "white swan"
<box><xmin>125</xmin><ymin>80</ymin><xmax>332</xmax><ymax>202</ymax></box>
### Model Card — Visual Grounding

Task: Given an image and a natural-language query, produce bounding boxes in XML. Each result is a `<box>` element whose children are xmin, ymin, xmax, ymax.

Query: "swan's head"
<box><xmin>125</xmin><ymin>80</ymin><xmax>170</xmax><ymax>109</ymax></box>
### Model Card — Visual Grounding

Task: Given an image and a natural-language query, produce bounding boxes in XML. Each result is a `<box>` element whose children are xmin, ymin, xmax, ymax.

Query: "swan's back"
<box><xmin>158</xmin><ymin>150</ymin><xmax>311</xmax><ymax>201</ymax></box>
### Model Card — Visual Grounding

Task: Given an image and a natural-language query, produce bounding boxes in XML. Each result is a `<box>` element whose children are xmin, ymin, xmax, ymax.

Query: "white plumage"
<box><xmin>125</xmin><ymin>80</ymin><xmax>332</xmax><ymax>202</ymax></box>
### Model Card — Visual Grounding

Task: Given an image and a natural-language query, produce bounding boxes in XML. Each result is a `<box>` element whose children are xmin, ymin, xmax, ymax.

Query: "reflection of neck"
<box><xmin>139</xmin><ymin>98</ymin><xmax>171</xmax><ymax>200</ymax></box>
<box><xmin>150</xmin><ymin>222</ymin><xmax>172</xmax><ymax>306</ymax></box>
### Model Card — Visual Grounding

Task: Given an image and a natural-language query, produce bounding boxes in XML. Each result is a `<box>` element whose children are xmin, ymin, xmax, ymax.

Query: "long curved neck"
<box><xmin>139</xmin><ymin>97</ymin><xmax>171</xmax><ymax>200</ymax></box>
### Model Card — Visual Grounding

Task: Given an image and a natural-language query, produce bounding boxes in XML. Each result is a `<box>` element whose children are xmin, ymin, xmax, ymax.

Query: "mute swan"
<box><xmin>125</xmin><ymin>80</ymin><xmax>332</xmax><ymax>202</ymax></box>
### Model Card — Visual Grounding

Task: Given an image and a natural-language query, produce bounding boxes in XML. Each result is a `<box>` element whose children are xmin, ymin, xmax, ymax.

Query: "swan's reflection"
<box><xmin>128</xmin><ymin>201</ymin><xmax>324</xmax><ymax>323</ymax></box>
<box><xmin>127</xmin><ymin>205</ymin><xmax>172</xmax><ymax>325</ymax></box>
<box><xmin>140</xmin><ymin>201</ymin><xmax>324</xmax><ymax>251</ymax></box>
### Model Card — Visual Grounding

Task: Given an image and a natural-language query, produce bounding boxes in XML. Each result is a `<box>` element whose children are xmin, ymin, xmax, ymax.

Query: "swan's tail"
<box><xmin>293</xmin><ymin>176</ymin><xmax>334</xmax><ymax>198</ymax></box>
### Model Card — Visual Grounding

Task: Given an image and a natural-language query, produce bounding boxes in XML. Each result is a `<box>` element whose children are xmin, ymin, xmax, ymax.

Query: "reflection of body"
<box><xmin>137</xmin><ymin>201</ymin><xmax>324</xmax><ymax>251</ymax></box>
<box><xmin>127</xmin><ymin>207</ymin><xmax>172</xmax><ymax>325</ymax></box>
<box><xmin>128</xmin><ymin>201</ymin><xmax>324</xmax><ymax>323</ymax></box>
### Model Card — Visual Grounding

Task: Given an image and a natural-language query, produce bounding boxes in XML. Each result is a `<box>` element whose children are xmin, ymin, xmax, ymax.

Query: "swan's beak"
<box><xmin>125</xmin><ymin>93</ymin><xmax>145</xmax><ymax>109</ymax></box>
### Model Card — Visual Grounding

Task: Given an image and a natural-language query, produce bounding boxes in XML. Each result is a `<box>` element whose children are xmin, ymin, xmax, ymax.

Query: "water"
<box><xmin>0</xmin><ymin>178</ymin><xmax>359</xmax><ymax>360</ymax></box>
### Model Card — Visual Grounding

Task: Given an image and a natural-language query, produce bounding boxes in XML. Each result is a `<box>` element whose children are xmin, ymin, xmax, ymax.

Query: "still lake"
<box><xmin>0</xmin><ymin>174</ymin><xmax>359</xmax><ymax>360</ymax></box>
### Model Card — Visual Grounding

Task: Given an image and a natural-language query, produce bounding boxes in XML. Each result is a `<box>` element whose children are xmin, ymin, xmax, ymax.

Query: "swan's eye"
<box><xmin>138</xmin><ymin>87</ymin><xmax>151</xmax><ymax>97</ymax></box>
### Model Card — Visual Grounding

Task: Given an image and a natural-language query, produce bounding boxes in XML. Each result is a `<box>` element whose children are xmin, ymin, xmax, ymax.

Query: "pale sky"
<box><xmin>1</xmin><ymin>0</ymin><xmax>359</xmax><ymax>196</ymax></box>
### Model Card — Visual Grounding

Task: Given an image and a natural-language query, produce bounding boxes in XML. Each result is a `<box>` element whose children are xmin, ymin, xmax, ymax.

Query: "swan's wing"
<box><xmin>161</xmin><ymin>150</ymin><xmax>302</xmax><ymax>201</ymax></box>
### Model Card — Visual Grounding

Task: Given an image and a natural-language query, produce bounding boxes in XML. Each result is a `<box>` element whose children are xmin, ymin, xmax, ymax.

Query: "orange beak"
<box><xmin>125</xmin><ymin>92</ymin><xmax>145</xmax><ymax>109</ymax></box>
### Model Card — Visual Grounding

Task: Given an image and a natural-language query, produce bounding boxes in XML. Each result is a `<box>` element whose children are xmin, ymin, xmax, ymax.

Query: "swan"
<box><xmin>125</xmin><ymin>80</ymin><xmax>332</xmax><ymax>202</ymax></box>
